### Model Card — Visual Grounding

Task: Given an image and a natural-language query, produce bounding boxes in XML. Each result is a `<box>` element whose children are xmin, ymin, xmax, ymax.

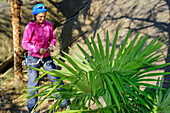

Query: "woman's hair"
<box><xmin>31</xmin><ymin>16</ymin><xmax>36</xmax><ymax>22</ymax></box>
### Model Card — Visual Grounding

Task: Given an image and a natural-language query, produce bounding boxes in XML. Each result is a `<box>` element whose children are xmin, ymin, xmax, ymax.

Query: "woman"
<box><xmin>22</xmin><ymin>4</ymin><xmax>69</xmax><ymax>112</ymax></box>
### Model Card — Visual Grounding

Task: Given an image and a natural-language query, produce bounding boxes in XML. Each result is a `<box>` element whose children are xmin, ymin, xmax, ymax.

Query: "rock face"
<box><xmin>0</xmin><ymin>0</ymin><xmax>170</xmax><ymax>87</ymax></box>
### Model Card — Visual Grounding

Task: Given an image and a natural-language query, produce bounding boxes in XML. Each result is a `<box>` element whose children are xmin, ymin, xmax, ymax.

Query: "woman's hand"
<box><xmin>39</xmin><ymin>48</ymin><xmax>48</xmax><ymax>55</ymax></box>
<box><xmin>49</xmin><ymin>44</ymin><xmax>56</xmax><ymax>51</ymax></box>
<box><xmin>47</xmin><ymin>44</ymin><xmax>56</xmax><ymax>52</ymax></box>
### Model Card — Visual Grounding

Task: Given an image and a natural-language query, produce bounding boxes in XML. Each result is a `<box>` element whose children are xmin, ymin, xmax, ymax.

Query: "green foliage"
<box><xmin>0</xmin><ymin>0</ymin><xmax>5</xmax><ymax>2</ymax></box>
<box><xmin>144</xmin><ymin>77</ymin><xmax>170</xmax><ymax>113</ymax></box>
<box><xmin>21</xmin><ymin>29</ymin><xmax>170</xmax><ymax>113</ymax></box>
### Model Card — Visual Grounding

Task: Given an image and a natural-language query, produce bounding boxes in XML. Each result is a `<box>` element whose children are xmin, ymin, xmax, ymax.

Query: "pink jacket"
<box><xmin>22</xmin><ymin>21</ymin><xmax>56</xmax><ymax>58</ymax></box>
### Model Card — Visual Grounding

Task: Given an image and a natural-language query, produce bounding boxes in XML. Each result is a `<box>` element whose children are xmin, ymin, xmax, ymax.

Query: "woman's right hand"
<box><xmin>39</xmin><ymin>48</ymin><xmax>48</xmax><ymax>55</ymax></box>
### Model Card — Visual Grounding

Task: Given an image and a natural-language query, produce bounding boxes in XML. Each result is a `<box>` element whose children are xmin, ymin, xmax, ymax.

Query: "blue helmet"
<box><xmin>32</xmin><ymin>4</ymin><xmax>47</xmax><ymax>16</ymax></box>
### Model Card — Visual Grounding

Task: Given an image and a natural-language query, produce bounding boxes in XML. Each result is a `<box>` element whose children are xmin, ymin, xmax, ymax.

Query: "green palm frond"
<box><xmin>21</xmin><ymin>29</ymin><xmax>169</xmax><ymax>113</ymax></box>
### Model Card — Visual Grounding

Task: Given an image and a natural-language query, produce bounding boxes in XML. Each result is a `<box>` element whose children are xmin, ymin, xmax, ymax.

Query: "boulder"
<box><xmin>0</xmin><ymin>0</ymin><xmax>169</xmax><ymax>87</ymax></box>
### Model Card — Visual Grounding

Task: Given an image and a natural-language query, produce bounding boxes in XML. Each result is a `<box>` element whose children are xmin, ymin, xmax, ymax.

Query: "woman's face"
<box><xmin>35</xmin><ymin>12</ymin><xmax>46</xmax><ymax>25</ymax></box>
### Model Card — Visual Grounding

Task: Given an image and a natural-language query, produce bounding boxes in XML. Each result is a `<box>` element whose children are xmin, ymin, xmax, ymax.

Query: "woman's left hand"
<box><xmin>40</xmin><ymin>48</ymin><xmax>48</xmax><ymax>55</ymax></box>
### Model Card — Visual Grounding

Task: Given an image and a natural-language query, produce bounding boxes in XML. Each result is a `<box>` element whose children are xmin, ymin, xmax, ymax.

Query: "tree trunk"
<box><xmin>10</xmin><ymin>0</ymin><xmax>23</xmax><ymax>88</ymax></box>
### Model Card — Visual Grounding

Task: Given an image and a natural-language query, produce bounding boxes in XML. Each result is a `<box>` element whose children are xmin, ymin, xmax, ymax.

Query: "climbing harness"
<box><xmin>26</xmin><ymin>56</ymin><xmax>53</xmax><ymax>67</ymax></box>
<box><xmin>24</xmin><ymin>46</ymin><xmax>58</xmax><ymax>67</ymax></box>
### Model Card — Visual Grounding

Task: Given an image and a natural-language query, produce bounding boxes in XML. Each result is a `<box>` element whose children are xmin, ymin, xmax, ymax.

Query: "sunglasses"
<box><xmin>37</xmin><ymin>6</ymin><xmax>47</xmax><ymax>9</ymax></box>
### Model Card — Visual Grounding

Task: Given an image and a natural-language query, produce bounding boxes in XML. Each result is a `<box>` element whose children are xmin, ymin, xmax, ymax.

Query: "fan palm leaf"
<box><xmin>21</xmin><ymin>29</ymin><xmax>169</xmax><ymax>113</ymax></box>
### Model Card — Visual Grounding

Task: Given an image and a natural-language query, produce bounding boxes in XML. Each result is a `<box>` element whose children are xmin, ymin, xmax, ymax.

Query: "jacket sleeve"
<box><xmin>49</xmin><ymin>23</ymin><xmax>56</xmax><ymax>46</ymax></box>
<box><xmin>22</xmin><ymin>25</ymin><xmax>40</xmax><ymax>53</ymax></box>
